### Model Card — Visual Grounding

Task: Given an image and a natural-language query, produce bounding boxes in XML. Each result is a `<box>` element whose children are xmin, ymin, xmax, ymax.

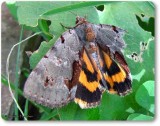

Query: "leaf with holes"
<box><xmin>97</xmin><ymin>1</ymin><xmax>155</xmax><ymax>120</ymax></box>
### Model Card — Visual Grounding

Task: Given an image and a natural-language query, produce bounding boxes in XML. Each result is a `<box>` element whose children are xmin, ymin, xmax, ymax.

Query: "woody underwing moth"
<box><xmin>24</xmin><ymin>16</ymin><xmax>132</xmax><ymax>109</ymax></box>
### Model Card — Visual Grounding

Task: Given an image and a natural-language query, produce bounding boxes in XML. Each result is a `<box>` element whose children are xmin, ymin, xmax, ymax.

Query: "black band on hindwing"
<box><xmin>82</xmin><ymin>62</ymin><xmax>98</xmax><ymax>82</ymax></box>
<box><xmin>75</xmin><ymin>83</ymin><xmax>101</xmax><ymax>103</ymax></box>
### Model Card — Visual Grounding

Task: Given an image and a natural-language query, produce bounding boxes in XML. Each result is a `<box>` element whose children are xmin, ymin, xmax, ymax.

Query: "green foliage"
<box><xmin>4</xmin><ymin>1</ymin><xmax>155</xmax><ymax>121</ymax></box>
<box><xmin>135</xmin><ymin>80</ymin><xmax>154</xmax><ymax>114</ymax></box>
<box><xmin>127</xmin><ymin>113</ymin><xmax>153</xmax><ymax>120</ymax></box>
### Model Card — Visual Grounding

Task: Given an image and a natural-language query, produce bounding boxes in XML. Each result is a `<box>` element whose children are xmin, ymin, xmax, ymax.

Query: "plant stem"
<box><xmin>14</xmin><ymin>26</ymin><xmax>24</xmax><ymax>120</ymax></box>
<box><xmin>24</xmin><ymin>99</ymin><xmax>29</xmax><ymax>120</ymax></box>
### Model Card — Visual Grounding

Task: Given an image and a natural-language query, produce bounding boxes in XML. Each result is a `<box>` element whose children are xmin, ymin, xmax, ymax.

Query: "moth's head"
<box><xmin>76</xmin><ymin>16</ymin><xmax>87</xmax><ymax>24</ymax></box>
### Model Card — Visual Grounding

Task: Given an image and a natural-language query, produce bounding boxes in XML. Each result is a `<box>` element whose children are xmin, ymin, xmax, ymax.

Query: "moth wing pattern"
<box><xmin>24</xmin><ymin>29</ymin><xmax>83</xmax><ymax>108</ymax></box>
<box><xmin>74</xmin><ymin>48</ymin><xmax>102</xmax><ymax>109</ymax></box>
<box><xmin>88</xmin><ymin>24</ymin><xmax>132</xmax><ymax>96</ymax></box>
<box><xmin>95</xmin><ymin>24</ymin><xmax>126</xmax><ymax>53</ymax></box>
<box><xmin>24</xmin><ymin>17</ymin><xmax>132</xmax><ymax>109</ymax></box>
<box><xmin>98</xmin><ymin>43</ymin><xmax>132</xmax><ymax>96</ymax></box>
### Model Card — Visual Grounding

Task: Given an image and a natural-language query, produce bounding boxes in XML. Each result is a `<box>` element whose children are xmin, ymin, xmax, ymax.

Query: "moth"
<box><xmin>24</xmin><ymin>16</ymin><xmax>132</xmax><ymax>109</ymax></box>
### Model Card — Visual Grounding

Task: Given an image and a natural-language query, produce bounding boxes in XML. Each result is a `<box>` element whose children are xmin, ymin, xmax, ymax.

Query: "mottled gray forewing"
<box><xmin>95</xmin><ymin>24</ymin><xmax>126</xmax><ymax>53</ymax></box>
<box><xmin>24</xmin><ymin>29</ymin><xmax>82</xmax><ymax>108</ymax></box>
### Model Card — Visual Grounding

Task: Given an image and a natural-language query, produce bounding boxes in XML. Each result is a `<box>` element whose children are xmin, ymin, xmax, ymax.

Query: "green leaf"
<box><xmin>98</xmin><ymin>93</ymin><xmax>131</xmax><ymax>120</ymax></box>
<box><xmin>127</xmin><ymin>113</ymin><xmax>153</xmax><ymax>120</ymax></box>
<box><xmin>136</xmin><ymin>14</ymin><xmax>154</xmax><ymax>36</ymax></box>
<box><xmin>58</xmin><ymin>102</ymin><xmax>78</xmax><ymax>120</ymax></box>
<box><xmin>135</xmin><ymin>80</ymin><xmax>155</xmax><ymax>114</ymax></box>
<box><xmin>6</xmin><ymin>2</ymin><xmax>41</xmax><ymax>33</ymax></box>
<box><xmin>132</xmin><ymin>69</ymin><xmax>145</xmax><ymax>82</ymax></box>
<box><xmin>74</xmin><ymin>106</ymin><xmax>100</xmax><ymax>120</ymax></box>
<box><xmin>42</xmin><ymin>1</ymin><xmax>108</xmax><ymax>16</ymax></box>
<box><xmin>15</xmin><ymin>1</ymin><xmax>100</xmax><ymax>34</ymax></box>
<box><xmin>38</xmin><ymin>19</ymin><xmax>52</xmax><ymax>41</ymax></box>
<box><xmin>135</xmin><ymin>2</ymin><xmax>154</xmax><ymax>36</ymax></box>
<box><xmin>56</xmin><ymin>102</ymin><xmax>100</xmax><ymax>120</ymax></box>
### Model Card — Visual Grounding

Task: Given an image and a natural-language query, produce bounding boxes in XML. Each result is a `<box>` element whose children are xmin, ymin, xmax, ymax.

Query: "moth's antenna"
<box><xmin>69</xmin><ymin>11</ymin><xmax>78</xmax><ymax>17</ymax></box>
<box><xmin>6</xmin><ymin>31</ymin><xmax>42</xmax><ymax>121</ymax></box>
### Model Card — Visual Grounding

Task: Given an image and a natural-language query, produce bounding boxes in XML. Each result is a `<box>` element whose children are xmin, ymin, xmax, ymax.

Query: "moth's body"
<box><xmin>24</xmin><ymin>16</ymin><xmax>132</xmax><ymax>109</ymax></box>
